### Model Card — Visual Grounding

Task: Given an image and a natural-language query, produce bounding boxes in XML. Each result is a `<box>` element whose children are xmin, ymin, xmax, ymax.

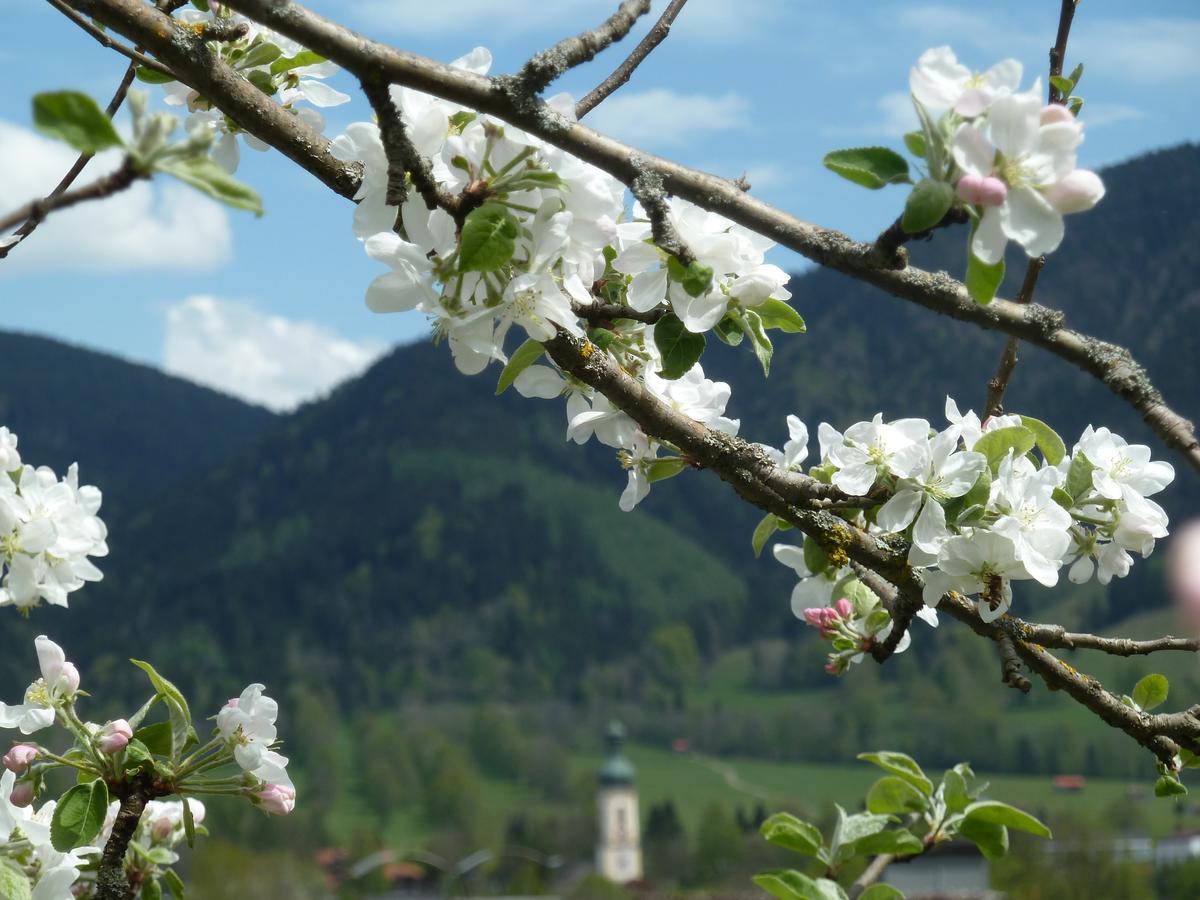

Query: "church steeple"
<box><xmin>595</xmin><ymin>720</ymin><xmax>642</xmax><ymax>884</ymax></box>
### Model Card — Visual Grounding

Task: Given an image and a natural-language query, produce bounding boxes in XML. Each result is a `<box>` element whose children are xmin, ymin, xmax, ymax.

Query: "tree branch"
<box><xmin>576</xmin><ymin>0</ymin><xmax>689</xmax><ymax>119</ymax></box>
<box><xmin>359</xmin><ymin>77</ymin><xmax>455</xmax><ymax>213</ymax></box>
<box><xmin>0</xmin><ymin>158</ymin><xmax>146</xmax><ymax>236</ymax></box>
<box><xmin>1019</xmin><ymin>625</ymin><xmax>1200</xmax><ymax>657</ymax></box>
<box><xmin>848</xmin><ymin>852</ymin><xmax>896</xmax><ymax>899</ymax></box>
<box><xmin>998</xmin><ymin>634</ymin><xmax>1032</xmax><ymax>693</ymax></box>
<box><xmin>508</xmin><ymin>0</ymin><xmax>651</xmax><ymax>97</ymax></box>
<box><xmin>96</xmin><ymin>777</ymin><xmax>152</xmax><ymax>900</ymax></box>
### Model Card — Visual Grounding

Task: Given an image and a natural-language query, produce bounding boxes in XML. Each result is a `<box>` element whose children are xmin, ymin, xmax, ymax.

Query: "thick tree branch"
<box><xmin>62</xmin><ymin>0</ymin><xmax>362</xmax><ymax>198</ymax></box>
<box><xmin>359</xmin><ymin>77</ymin><xmax>454</xmax><ymax>213</ymax></box>
<box><xmin>576</xmin><ymin>0</ymin><xmax>689</xmax><ymax>119</ymax></box>
<box><xmin>508</xmin><ymin>0</ymin><xmax>651</xmax><ymax>97</ymax></box>
<box><xmin>96</xmin><ymin>778</ymin><xmax>152</xmax><ymax>900</ymax></box>
<box><xmin>0</xmin><ymin>159</ymin><xmax>146</xmax><ymax>236</ymax></box>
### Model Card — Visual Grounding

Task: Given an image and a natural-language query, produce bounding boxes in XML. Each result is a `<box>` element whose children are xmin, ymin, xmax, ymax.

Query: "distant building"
<box><xmin>595</xmin><ymin>721</ymin><xmax>643</xmax><ymax>884</ymax></box>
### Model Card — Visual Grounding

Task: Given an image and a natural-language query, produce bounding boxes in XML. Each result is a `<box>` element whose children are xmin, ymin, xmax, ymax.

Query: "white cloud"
<box><xmin>0</xmin><ymin>121</ymin><xmax>231</xmax><ymax>275</ymax></box>
<box><xmin>1074</xmin><ymin>18</ymin><xmax>1200</xmax><ymax>83</ymax></box>
<box><xmin>1079</xmin><ymin>103</ymin><xmax>1149</xmax><ymax>129</ymax></box>
<box><xmin>669</xmin><ymin>0</ymin><xmax>782</xmax><ymax>42</ymax></box>
<box><xmin>163</xmin><ymin>296</ymin><xmax>388</xmax><ymax>412</ymax></box>
<box><xmin>584</xmin><ymin>88</ymin><xmax>748</xmax><ymax>146</ymax></box>
<box><xmin>893</xmin><ymin>5</ymin><xmax>1031</xmax><ymax>53</ymax></box>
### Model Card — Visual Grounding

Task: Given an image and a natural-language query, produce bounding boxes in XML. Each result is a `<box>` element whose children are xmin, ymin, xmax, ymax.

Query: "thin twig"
<box><xmin>45</xmin><ymin>0</ymin><xmax>176</xmax><ymax>77</ymax></box>
<box><xmin>849</xmin><ymin>853</ymin><xmax>897</xmax><ymax>899</ymax></box>
<box><xmin>576</xmin><ymin>0</ymin><xmax>689</xmax><ymax>118</ymax></box>
<box><xmin>0</xmin><ymin>159</ymin><xmax>146</xmax><ymax>236</ymax></box>
<box><xmin>982</xmin><ymin>0</ymin><xmax>1077</xmax><ymax>417</ymax></box>
<box><xmin>574</xmin><ymin>300</ymin><xmax>667</xmax><ymax>326</ymax></box>
<box><xmin>630</xmin><ymin>163</ymin><xmax>695</xmax><ymax>265</ymax></box>
<box><xmin>1020</xmin><ymin>625</ymin><xmax>1200</xmax><ymax>657</ymax></box>
<box><xmin>512</xmin><ymin>0</ymin><xmax>651</xmax><ymax>97</ymax></box>
<box><xmin>0</xmin><ymin>60</ymin><xmax>139</xmax><ymax>260</ymax></box>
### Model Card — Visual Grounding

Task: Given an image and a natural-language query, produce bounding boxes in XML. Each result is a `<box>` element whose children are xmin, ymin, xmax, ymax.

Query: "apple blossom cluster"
<box><xmin>336</xmin><ymin>48</ymin><xmax>800</xmax><ymax>510</ymax></box>
<box><xmin>825</xmin><ymin>46</ymin><xmax>1104</xmax><ymax>303</ymax></box>
<box><xmin>0</xmin><ymin>636</ymin><xmax>294</xmax><ymax>898</ymax></box>
<box><xmin>766</xmin><ymin>398</ymin><xmax>1173</xmax><ymax>648</ymax></box>
<box><xmin>151</xmin><ymin>3</ymin><xmax>350</xmax><ymax>173</ymax></box>
<box><xmin>0</xmin><ymin>427</ymin><xmax>107</xmax><ymax>612</ymax></box>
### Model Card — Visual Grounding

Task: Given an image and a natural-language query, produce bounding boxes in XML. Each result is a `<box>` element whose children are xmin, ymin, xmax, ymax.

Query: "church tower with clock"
<box><xmin>595</xmin><ymin>721</ymin><xmax>643</xmax><ymax>884</ymax></box>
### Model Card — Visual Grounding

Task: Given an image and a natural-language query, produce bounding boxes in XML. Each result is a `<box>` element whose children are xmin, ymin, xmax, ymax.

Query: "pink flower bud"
<box><xmin>955</xmin><ymin>174</ymin><xmax>1008</xmax><ymax>208</ymax></box>
<box><xmin>9</xmin><ymin>781</ymin><xmax>34</xmax><ymax>808</ymax></box>
<box><xmin>802</xmin><ymin>608</ymin><xmax>824</xmax><ymax>629</ymax></box>
<box><xmin>97</xmin><ymin>719</ymin><xmax>133</xmax><ymax>754</ymax></box>
<box><xmin>58</xmin><ymin>662</ymin><xmax>80</xmax><ymax>695</ymax></box>
<box><xmin>3</xmin><ymin>746</ymin><xmax>38</xmax><ymax>774</ymax></box>
<box><xmin>1040</xmin><ymin>104</ymin><xmax>1075</xmax><ymax>125</ymax></box>
<box><xmin>1042</xmin><ymin>169</ymin><xmax>1105</xmax><ymax>215</ymax></box>
<box><xmin>824</xmin><ymin>661</ymin><xmax>841</xmax><ymax>675</ymax></box>
<box><xmin>2</xmin><ymin>745</ymin><xmax>39</xmax><ymax>774</ymax></box>
<box><xmin>151</xmin><ymin>817</ymin><xmax>174</xmax><ymax>843</ymax></box>
<box><xmin>835</xmin><ymin>598</ymin><xmax>853</xmax><ymax>619</ymax></box>
<box><xmin>255</xmin><ymin>783</ymin><xmax>296</xmax><ymax>816</ymax></box>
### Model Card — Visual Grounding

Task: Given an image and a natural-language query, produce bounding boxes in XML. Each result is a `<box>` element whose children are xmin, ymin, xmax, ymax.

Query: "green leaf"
<box><xmin>33</xmin><ymin>91</ymin><xmax>124</xmax><ymax>154</ymax></box>
<box><xmin>1156</xmin><ymin>773</ymin><xmax>1188</xmax><ymax>798</ymax></box>
<box><xmin>963</xmin><ymin>801</ymin><xmax>1051</xmax><ymax>838</ymax></box>
<box><xmin>154</xmin><ymin>157</ymin><xmax>264</xmax><ymax>215</ymax></box>
<box><xmin>245</xmin><ymin>69</ymin><xmax>278</xmax><ymax>96</ymax></box>
<box><xmin>941</xmin><ymin>768</ymin><xmax>970</xmax><ymax>814</ymax></box>
<box><xmin>239</xmin><ymin>43</ymin><xmax>283</xmax><ymax>70</ymax></box>
<box><xmin>752</xmin><ymin>514</ymin><xmax>781</xmax><ymax>559</ymax></box>
<box><xmin>51</xmin><ymin>781</ymin><xmax>109</xmax><ymax>852</ymax></box>
<box><xmin>1180</xmin><ymin>749</ymin><xmax>1200</xmax><ymax>769</ymax></box>
<box><xmin>972</xmin><ymin>425</ymin><xmax>1037</xmax><ymax>472</ymax></box>
<box><xmin>744</xmin><ymin>309</ymin><xmax>773</xmax><ymax>376</ymax></box>
<box><xmin>653</xmin><ymin>313</ymin><xmax>706</xmax><ymax>380</ymax></box>
<box><xmin>457</xmin><ymin>204</ymin><xmax>519</xmax><ymax>272</ymax></box>
<box><xmin>912</xmin><ymin>96</ymin><xmax>944</xmax><ymax>178</ymax></box>
<box><xmin>832</xmin><ymin>809</ymin><xmax>891</xmax><ymax>866</ymax></box>
<box><xmin>753</xmin><ymin>871</ymin><xmax>846</xmax><ymax>900</ymax></box>
<box><xmin>822</xmin><ymin>147</ymin><xmax>911</xmax><ymax>189</ymax></box>
<box><xmin>122</xmin><ymin>739</ymin><xmax>155</xmax><ymax>774</ymax></box>
<box><xmin>857</xmin><ymin>752</ymin><xmax>934</xmax><ymax>796</ymax></box>
<box><xmin>1067</xmin><ymin>62</ymin><xmax>1084</xmax><ymax>90</ymax></box>
<box><xmin>855</xmin><ymin>829</ymin><xmax>923</xmax><ymax>858</ymax></box>
<box><xmin>866</xmin><ymin>776</ymin><xmax>929</xmax><ymax>814</ymax></box>
<box><xmin>860</xmin><ymin>886</ymin><xmax>905</xmax><ymax>900</ymax></box>
<box><xmin>760</xmin><ymin>812</ymin><xmax>824</xmax><ymax>857</ymax></box>
<box><xmin>1020</xmin><ymin>416</ymin><xmax>1067</xmax><ymax>466</ymax></box>
<box><xmin>270</xmin><ymin>49</ymin><xmax>326</xmax><ymax>75</ymax></box>
<box><xmin>804</xmin><ymin>538</ymin><xmax>831</xmax><ymax>577</ymax></box>
<box><xmin>1133</xmin><ymin>673</ymin><xmax>1169</xmax><ymax>711</ymax></box>
<box><xmin>130</xmin><ymin>660</ymin><xmax>195</xmax><ymax>756</ymax></box>
<box><xmin>902</xmin><ymin>131</ymin><xmax>926</xmax><ymax>159</ymax></box>
<box><xmin>957</xmin><ymin>816</ymin><xmax>1009</xmax><ymax>860</ymax></box>
<box><xmin>714</xmin><ymin>313</ymin><xmax>744</xmax><ymax>346</ymax></box>
<box><xmin>0</xmin><ymin>862</ymin><xmax>32</xmax><ymax>900</ymax></box>
<box><xmin>1064</xmin><ymin>452</ymin><xmax>1095</xmax><ymax>502</ymax></box>
<box><xmin>143</xmin><ymin>879</ymin><xmax>163</xmax><ymax>900</ymax></box>
<box><xmin>1050</xmin><ymin>75</ymin><xmax>1074</xmax><ymax>96</ymax></box>
<box><xmin>647</xmin><ymin>458</ymin><xmax>687</xmax><ymax>482</ymax></box>
<box><xmin>495</xmin><ymin>339</ymin><xmax>544</xmax><ymax>395</ymax></box>
<box><xmin>901</xmin><ymin>178</ymin><xmax>955</xmax><ymax>234</ymax></box>
<box><xmin>966</xmin><ymin>246</ymin><xmax>1005</xmax><ymax>304</ymax></box>
<box><xmin>756</xmin><ymin>298</ymin><xmax>807</xmax><ymax>333</ymax></box>
<box><xmin>135</xmin><ymin>67</ymin><xmax>176</xmax><ymax>85</ymax></box>
<box><xmin>182</xmin><ymin>796</ymin><xmax>196</xmax><ymax>848</ymax></box>
<box><xmin>1068</xmin><ymin>97</ymin><xmax>1084</xmax><ymax>116</ymax></box>
<box><xmin>134</xmin><ymin>721</ymin><xmax>174</xmax><ymax>757</ymax></box>
<box><xmin>666</xmin><ymin>256</ymin><xmax>714</xmax><ymax>298</ymax></box>
<box><xmin>163</xmin><ymin>869</ymin><xmax>186</xmax><ymax>899</ymax></box>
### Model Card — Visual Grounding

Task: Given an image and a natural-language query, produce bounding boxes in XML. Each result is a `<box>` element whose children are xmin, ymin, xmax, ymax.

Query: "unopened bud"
<box><xmin>9</xmin><ymin>780</ymin><xmax>35</xmax><ymax>808</ymax></box>
<box><xmin>835</xmin><ymin>598</ymin><xmax>853</xmax><ymax>619</ymax></box>
<box><xmin>1040</xmin><ymin>104</ymin><xmax>1075</xmax><ymax>125</ymax></box>
<box><xmin>255</xmin><ymin>783</ymin><xmax>296</xmax><ymax>816</ymax></box>
<box><xmin>802</xmin><ymin>608</ymin><xmax>824</xmax><ymax>629</ymax></box>
<box><xmin>2</xmin><ymin>745</ymin><xmax>38</xmax><ymax>774</ymax></box>
<box><xmin>955</xmin><ymin>174</ymin><xmax>1008</xmax><ymax>208</ymax></box>
<box><xmin>1042</xmin><ymin>169</ymin><xmax>1105</xmax><ymax>215</ymax></box>
<box><xmin>97</xmin><ymin>719</ymin><xmax>133</xmax><ymax>754</ymax></box>
<box><xmin>151</xmin><ymin>817</ymin><xmax>174</xmax><ymax>843</ymax></box>
<box><xmin>58</xmin><ymin>661</ymin><xmax>81</xmax><ymax>696</ymax></box>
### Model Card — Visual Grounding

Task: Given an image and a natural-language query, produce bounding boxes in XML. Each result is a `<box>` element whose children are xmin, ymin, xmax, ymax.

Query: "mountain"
<box><xmin>1</xmin><ymin>144</ymin><xmax>1197</xmax><ymax>734</ymax></box>
<box><xmin>0</xmin><ymin>331</ymin><xmax>277</xmax><ymax>521</ymax></box>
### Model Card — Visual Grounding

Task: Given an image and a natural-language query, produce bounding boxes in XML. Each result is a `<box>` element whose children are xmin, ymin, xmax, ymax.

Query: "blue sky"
<box><xmin>1</xmin><ymin>0</ymin><xmax>1198</xmax><ymax>408</ymax></box>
